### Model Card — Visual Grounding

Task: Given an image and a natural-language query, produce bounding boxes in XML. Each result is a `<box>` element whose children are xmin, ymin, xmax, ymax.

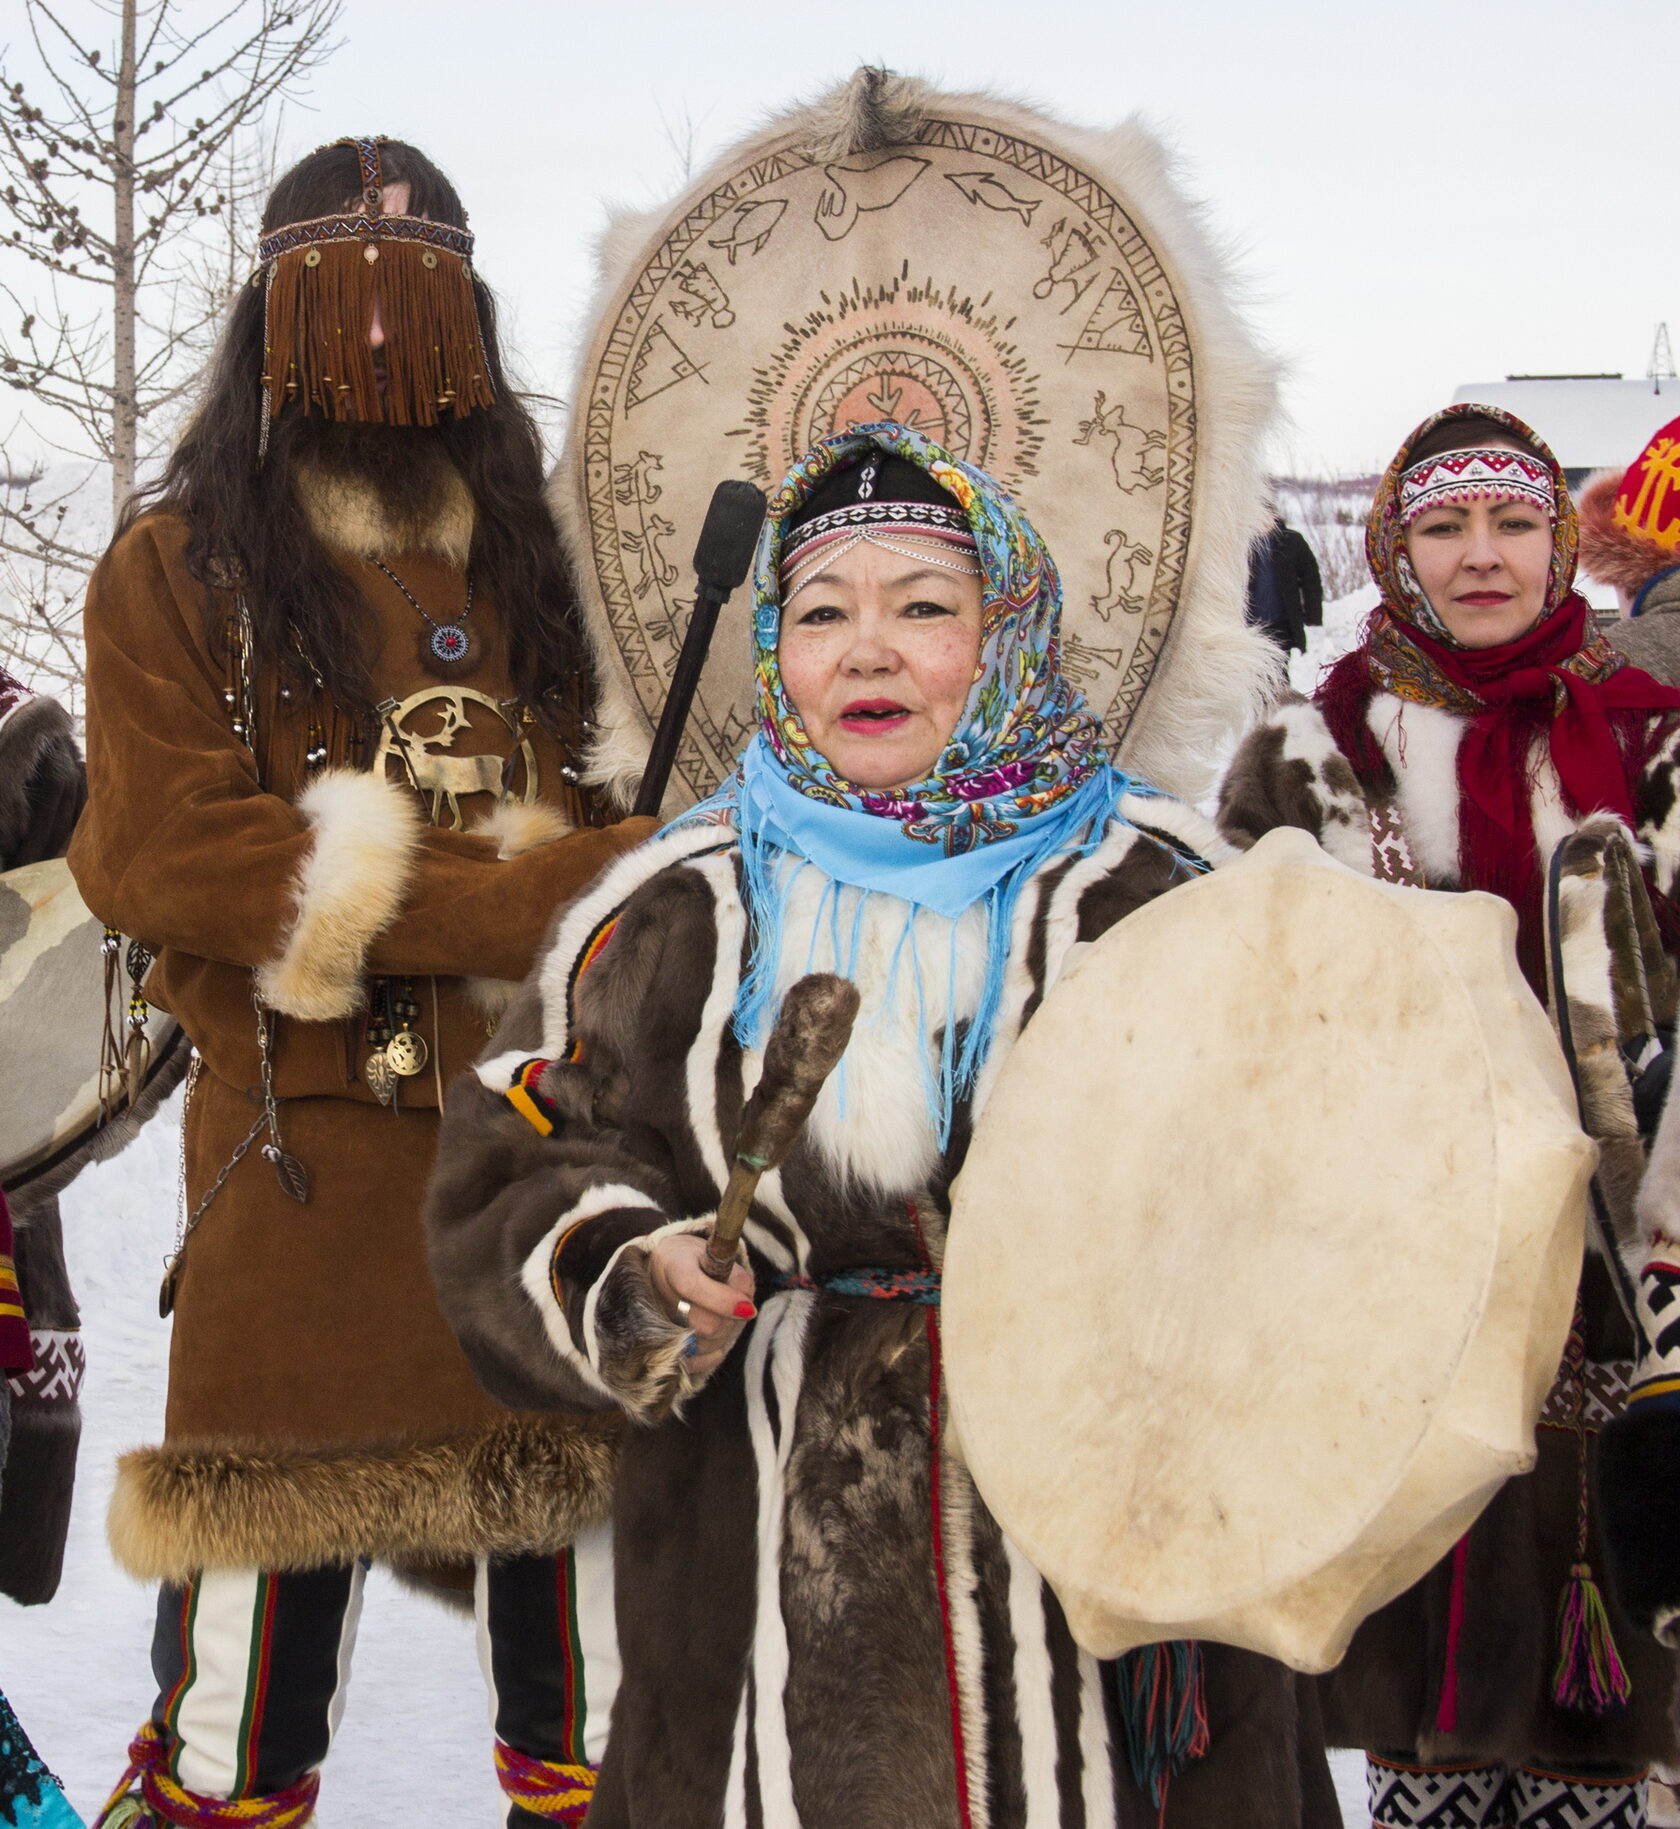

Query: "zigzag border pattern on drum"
<box><xmin>908</xmin><ymin>119</ymin><xmax>1193</xmax><ymax>739</ymax></box>
<box><xmin>582</xmin><ymin>145</ymin><xmax>823</xmax><ymax>748</ymax></box>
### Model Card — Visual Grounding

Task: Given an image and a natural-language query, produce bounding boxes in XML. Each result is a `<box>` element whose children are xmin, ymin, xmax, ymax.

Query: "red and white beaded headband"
<box><xmin>1398</xmin><ymin>446</ymin><xmax>1556</xmax><ymax>526</ymax></box>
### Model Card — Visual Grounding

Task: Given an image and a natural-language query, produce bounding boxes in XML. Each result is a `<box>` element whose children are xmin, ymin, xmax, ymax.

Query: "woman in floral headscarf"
<box><xmin>427</xmin><ymin>422</ymin><xmax>1341</xmax><ymax>1829</ymax></box>
<box><xmin>1218</xmin><ymin>403</ymin><xmax>1680</xmax><ymax>1829</ymax></box>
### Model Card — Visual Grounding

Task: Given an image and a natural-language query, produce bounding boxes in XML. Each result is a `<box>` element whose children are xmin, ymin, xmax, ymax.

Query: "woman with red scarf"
<box><xmin>1218</xmin><ymin>403</ymin><xmax>1680</xmax><ymax>1829</ymax></box>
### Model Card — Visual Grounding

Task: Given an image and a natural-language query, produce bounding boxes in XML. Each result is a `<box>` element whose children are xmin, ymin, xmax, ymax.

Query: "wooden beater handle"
<box><xmin>702</xmin><ymin>973</ymin><xmax>860</xmax><ymax>1282</ymax></box>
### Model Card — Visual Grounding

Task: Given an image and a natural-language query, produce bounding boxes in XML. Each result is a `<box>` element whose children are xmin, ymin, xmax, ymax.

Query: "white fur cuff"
<box><xmin>255</xmin><ymin>768</ymin><xmax>426</xmax><ymax>1022</ymax></box>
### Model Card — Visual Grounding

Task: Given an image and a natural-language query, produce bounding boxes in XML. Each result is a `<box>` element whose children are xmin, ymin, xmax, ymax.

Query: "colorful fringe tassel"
<box><xmin>493</xmin><ymin>1741</ymin><xmax>597</xmax><ymax>1824</ymax></box>
<box><xmin>96</xmin><ymin>1724</ymin><xmax>317</xmax><ymax>1828</ymax></box>
<box><xmin>1553</xmin><ymin>1560</ymin><xmax>1633</xmax><ymax>1714</ymax></box>
<box><xmin>1113</xmin><ymin>1640</ymin><xmax>1211</xmax><ymax>1815</ymax></box>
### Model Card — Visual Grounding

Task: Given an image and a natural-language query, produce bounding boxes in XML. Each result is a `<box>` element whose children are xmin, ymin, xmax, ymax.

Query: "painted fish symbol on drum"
<box><xmin>945</xmin><ymin>171</ymin><xmax>1039</xmax><ymax>225</ymax></box>
<box><xmin>814</xmin><ymin>156</ymin><xmax>929</xmax><ymax>241</ymax></box>
<box><xmin>707</xmin><ymin>199</ymin><xmax>788</xmax><ymax>266</ymax></box>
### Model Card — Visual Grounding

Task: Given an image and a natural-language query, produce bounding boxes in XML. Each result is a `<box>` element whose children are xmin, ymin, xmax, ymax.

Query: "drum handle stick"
<box><xmin>632</xmin><ymin>480</ymin><xmax>767</xmax><ymax>820</ymax></box>
<box><xmin>702</xmin><ymin>973</ymin><xmax>861</xmax><ymax>1284</ymax></box>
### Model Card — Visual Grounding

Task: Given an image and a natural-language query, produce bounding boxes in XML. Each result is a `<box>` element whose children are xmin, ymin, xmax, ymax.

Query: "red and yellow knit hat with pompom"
<box><xmin>1579</xmin><ymin>414</ymin><xmax>1680</xmax><ymax>595</ymax></box>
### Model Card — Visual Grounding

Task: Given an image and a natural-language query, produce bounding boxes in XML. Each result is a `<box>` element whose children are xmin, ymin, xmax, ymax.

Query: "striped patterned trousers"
<box><xmin>142</xmin><ymin>1525</ymin><xmax>618</xmax><ymax>1825</ymax></box>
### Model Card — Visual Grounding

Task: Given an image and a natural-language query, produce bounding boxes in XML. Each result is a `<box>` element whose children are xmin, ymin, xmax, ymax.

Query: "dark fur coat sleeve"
<box><xmin>426</xmin><ymin>851</ymin><xmax>726</xmax><ymax>1425</ymax></box>
<box><xmin>1214</xmin><ymin>695</ymin><xmax>1373</xmax><ymax>869</ymax></box>
<box><xmin>0</xmin><ymin>694</ymin><xmax>85</xmax><ymax>871</ymax></box>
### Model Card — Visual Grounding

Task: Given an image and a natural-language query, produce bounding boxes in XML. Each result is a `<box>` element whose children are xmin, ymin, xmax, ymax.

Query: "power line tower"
<box><xmin>1652</xmin><ymin>321</ymin><xmax>1677</xmax><ymax>391</ymax></box>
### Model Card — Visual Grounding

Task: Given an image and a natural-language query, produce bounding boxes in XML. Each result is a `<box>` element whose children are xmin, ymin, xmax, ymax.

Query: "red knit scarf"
<box><xmin>1316</xmin><ymin>594</ymin><xmax>1680</xmax><ymax>990</ymax></box>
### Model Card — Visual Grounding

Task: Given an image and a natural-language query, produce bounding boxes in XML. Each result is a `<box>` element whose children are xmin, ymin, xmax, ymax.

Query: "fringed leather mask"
<box><xmin>256</xmin><ymin>136</ymin><xmax>494</xmax><ymax>450</ymax></box>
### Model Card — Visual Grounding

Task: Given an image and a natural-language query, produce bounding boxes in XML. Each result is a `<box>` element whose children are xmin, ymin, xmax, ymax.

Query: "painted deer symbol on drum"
<box><xmin>1076</xmin><ymin>393</ymin><xmax>1166</xmax><ymax>493</ymax></box>
<box><xmin>1091</xmin><ymin>529</ymin><xmax>1156</xmax><ymax>620</ymax></box>
<box><xmin>373</xmin><ymin>688</ymin><xmax>539</xmax><ymax>830</ymax></box>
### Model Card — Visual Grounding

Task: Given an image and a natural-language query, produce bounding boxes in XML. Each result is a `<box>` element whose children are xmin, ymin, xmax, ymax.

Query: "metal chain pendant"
<box><xmin>385</xmin><ymin>1029</ymin><xmax>429</xmax><ymax>1076</ymax></box>
<box><xmin>429</xmin><ymin>623</ymin><xmax>470</xmax><ymax>664</ymax></box>
<box><xmin>365</xmin><ymin>1046</ymin><xmax>398</xmax><ymax>1105</ymax></box>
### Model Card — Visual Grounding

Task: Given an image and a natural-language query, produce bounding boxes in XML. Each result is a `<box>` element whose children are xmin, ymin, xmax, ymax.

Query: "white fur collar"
<box><xmin>751</xmin><ymin>859</ymin><xmax>987</xmax><ymax>1195</ymax></box>
<box><xmin>1366</xmin><ymin>691</ymin><xmax>1574</xmax><ymax>883</ymax></box>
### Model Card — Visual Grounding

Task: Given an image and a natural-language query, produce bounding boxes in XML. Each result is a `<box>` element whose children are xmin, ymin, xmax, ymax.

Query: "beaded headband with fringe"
<box><xmin>1398</xmin><ymin>445</ymin><xmax>1556</xmax><ymax>526</ymax></box>
<box><xmin>256</xmin><ymin>136</ymin><xmax>494</xmax><ymax>454</ymax></box>
<box><xmin>778</xmin><ymin>463</ymin><xmax>980</xmax><ymax>603</ymax></box>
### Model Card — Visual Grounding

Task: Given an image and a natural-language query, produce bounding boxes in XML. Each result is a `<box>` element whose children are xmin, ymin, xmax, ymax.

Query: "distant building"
<box><xmin>1451</xmin><ymin>375</ymin><xmax>1678</xmax><ymax>489</ymax></box>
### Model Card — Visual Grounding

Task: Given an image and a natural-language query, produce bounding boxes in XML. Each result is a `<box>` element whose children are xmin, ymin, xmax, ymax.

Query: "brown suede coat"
<box><xmin>69</xmin><ymin>502</ymin><xmax>653</xmax><ymax>1576</ymax></box>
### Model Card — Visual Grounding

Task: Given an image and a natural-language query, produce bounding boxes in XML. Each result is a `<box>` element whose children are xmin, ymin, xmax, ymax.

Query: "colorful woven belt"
<box><xmin>764</xmin><ymin>1267</ymin><xmax>942</xmax><ymax>1305</ymax></box>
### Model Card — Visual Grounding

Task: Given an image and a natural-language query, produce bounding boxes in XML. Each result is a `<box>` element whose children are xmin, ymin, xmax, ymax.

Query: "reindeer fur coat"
<box><xmin>426</xmin><ymin>804</ymin><xmax>1343</xmax><ymax>1829</ymax></box>
<box><xmin>1217</xmin><ymin>691</ymin><xmax>1680</xmax><ymax>1768</ymax></box>
<box><xmin>68</xmin><ymin>481</ymin><xmax>653</xmax><ymax>1584</ymax></box>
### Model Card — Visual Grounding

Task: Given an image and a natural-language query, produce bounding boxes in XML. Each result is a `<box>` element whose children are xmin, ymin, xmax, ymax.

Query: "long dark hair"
<box><xmin>122</xmin><ymin>140</ymin><xmax>590</xmax><ymax>740</ymax></box>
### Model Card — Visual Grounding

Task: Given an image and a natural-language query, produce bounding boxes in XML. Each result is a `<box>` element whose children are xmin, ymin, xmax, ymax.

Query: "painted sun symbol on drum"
<box><xmin>744</xmin><ymin>289</ymin><xmax>1043</xmax><ymax>491</ymax></box>
<box><xmin>818</xmin><ymin>354</ymin><xmax>971</xmax><ymax>451</ymax></box>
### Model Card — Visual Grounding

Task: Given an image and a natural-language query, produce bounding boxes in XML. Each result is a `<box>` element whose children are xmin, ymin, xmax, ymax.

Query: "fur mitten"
<box><xmin>590</xmin><ymin>1241</ymin><xmax>713</xmax><ymax>1426</ymax></box>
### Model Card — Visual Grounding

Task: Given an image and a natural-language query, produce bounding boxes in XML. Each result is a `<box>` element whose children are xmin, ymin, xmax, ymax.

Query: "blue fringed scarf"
<box><xmin>672</xmin><ymin>421</ymin><xmax>1159</xmax><ymax>1142</ymax></box>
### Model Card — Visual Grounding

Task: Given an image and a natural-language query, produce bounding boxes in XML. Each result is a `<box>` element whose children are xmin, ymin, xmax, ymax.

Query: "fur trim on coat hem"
<box><xmin>106</xmin><ymin>1414</ymin><xmax>619</xmax><ymax>1581</ymax></box>
<box><xmin>255</xmin><ymin>767</ymin><xmax>426</xmax><ymax>1022</ymax></box>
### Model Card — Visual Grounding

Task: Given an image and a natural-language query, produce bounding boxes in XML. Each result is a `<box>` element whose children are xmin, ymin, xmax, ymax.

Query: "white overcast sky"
<box><xmin>278</xmin><ymin>0</ymin><xmax>1675</xmax><ymax>475</ymax></box>
<box><xmin>10</xmin><ymin>0</ymin><xmax>1673</xmax><ymax>478</ymax></box>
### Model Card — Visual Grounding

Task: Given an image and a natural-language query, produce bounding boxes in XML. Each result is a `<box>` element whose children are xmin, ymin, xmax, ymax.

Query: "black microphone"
<box><xmin>632</xmin><ymin>480</ymin><xmax>768</xmax><ymax>819</ymax></box>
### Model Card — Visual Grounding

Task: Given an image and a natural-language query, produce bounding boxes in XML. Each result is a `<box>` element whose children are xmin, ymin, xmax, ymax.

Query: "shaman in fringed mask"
<box><xmin>71</xmin><ymin>135</ymin><xmax>656</xmax><ymax>1829</ymax></box>
<box><xmin>255</xmin><ymin>135</ymin><xmax>495</xmax><ymax>444</ymax></box>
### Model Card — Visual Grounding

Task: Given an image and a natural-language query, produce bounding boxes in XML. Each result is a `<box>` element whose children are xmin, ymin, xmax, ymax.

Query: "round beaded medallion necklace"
<box><xmin>370</xmin><ymin>557</ymin><xmax>475</xmax><ymax>665</ymax></box>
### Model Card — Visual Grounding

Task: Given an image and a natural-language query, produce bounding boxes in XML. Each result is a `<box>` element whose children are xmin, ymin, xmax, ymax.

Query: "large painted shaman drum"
<box><xmin>942</xmin><ymin>827</ymin><xmax>1592</xmax><ymax>1672</ymax></box>
<box><xmin>557</xmin><ymin>72</ymin><xmax>1275</xmax><ymax>810</ymax></box>
<box><xmin>0</xmin><ymin>857</ymin><xmax>182</xmax><ymax>1197</ymax></box>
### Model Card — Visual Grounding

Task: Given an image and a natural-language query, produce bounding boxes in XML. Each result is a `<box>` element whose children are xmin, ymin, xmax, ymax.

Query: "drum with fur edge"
<box><xmin>942</xmin><ymin>826</ymin><xmax>1592</xmax><ymax>1672</ymax></box>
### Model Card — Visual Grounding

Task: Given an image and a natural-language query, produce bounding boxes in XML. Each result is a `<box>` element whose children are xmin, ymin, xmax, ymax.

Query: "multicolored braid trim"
<box><xmin>492</xmin><ymin>1741</ymin><xmax>597</xmax><ymax>1823</ymax></box>
<box><xmin>505</xmin><ymin>1058</ymin><xmax>560</xmax><ymax>1138</ymax></box>
<box><xmin>563</xmin><ymin>913</ymin><xmax>621</xmax><ymax>1063</ymax></box>
<box><xmin>98</xmin><ymin>1723</ymin><xmax>318</xmax><ymax>1828</ymax></box>
<box><xmin>765</xmin><ymin>1267</ymin><xmax>942</xmax><ymax>1305</ymax></box>
<box><xmin>1625</xmin><ymin>1372</ymin><xmax>1680</xmax><ymax>1411</ymax></box>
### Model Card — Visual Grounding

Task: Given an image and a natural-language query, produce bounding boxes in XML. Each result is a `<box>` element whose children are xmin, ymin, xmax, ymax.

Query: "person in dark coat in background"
<box><xmin>1246</xmin><ymin>512</ymin><xmax>1324</xmax><ymax>653</ymax></box>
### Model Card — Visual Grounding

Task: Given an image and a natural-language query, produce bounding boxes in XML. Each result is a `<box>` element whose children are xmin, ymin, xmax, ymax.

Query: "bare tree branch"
<box><xmin>0</xmin><ymin>0</ymin><xmax>342</xmax><ymax>695</ymax></box>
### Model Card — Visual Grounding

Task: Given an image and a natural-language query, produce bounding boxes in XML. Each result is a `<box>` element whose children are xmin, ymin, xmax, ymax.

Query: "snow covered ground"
<box><xmin>2</xmin><ymin>1093</ymin><xmax>1373</xmax><ymax>1825</ymax></box>
<box><xmin>1</xmin><ymin>1095</ymin><xmax>507</xmax><ymax>1828</ymax></box>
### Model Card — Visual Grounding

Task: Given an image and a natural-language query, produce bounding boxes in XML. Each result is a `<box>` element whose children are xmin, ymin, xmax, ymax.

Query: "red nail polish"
<box><xmin>734</xmin><ymin>1301</ymin><xmax>757</xmax><ymax>1320</ymax></box>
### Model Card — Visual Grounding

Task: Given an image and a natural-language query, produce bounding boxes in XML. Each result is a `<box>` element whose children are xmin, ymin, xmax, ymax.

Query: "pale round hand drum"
<box><xmin>942</xmin><ymin>825</ymin><xmax>1591</xmax><ymax>1672</ymax></box>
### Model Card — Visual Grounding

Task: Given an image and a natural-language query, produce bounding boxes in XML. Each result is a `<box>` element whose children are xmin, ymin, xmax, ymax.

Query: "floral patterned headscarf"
<box><xmin>1318</xmin><ymin>402</ymin><xmax>1680</xmax><ymax>993</ymax></box>
<box><xmin>748</xmin><ymin>419</ymin><xmax>1115</xmax><ymax>852</ymax></box>
<box><xmin>676</xmin><ymin>420</ymin><xmax>1155</xmax><ymax>1139</ymax></box>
